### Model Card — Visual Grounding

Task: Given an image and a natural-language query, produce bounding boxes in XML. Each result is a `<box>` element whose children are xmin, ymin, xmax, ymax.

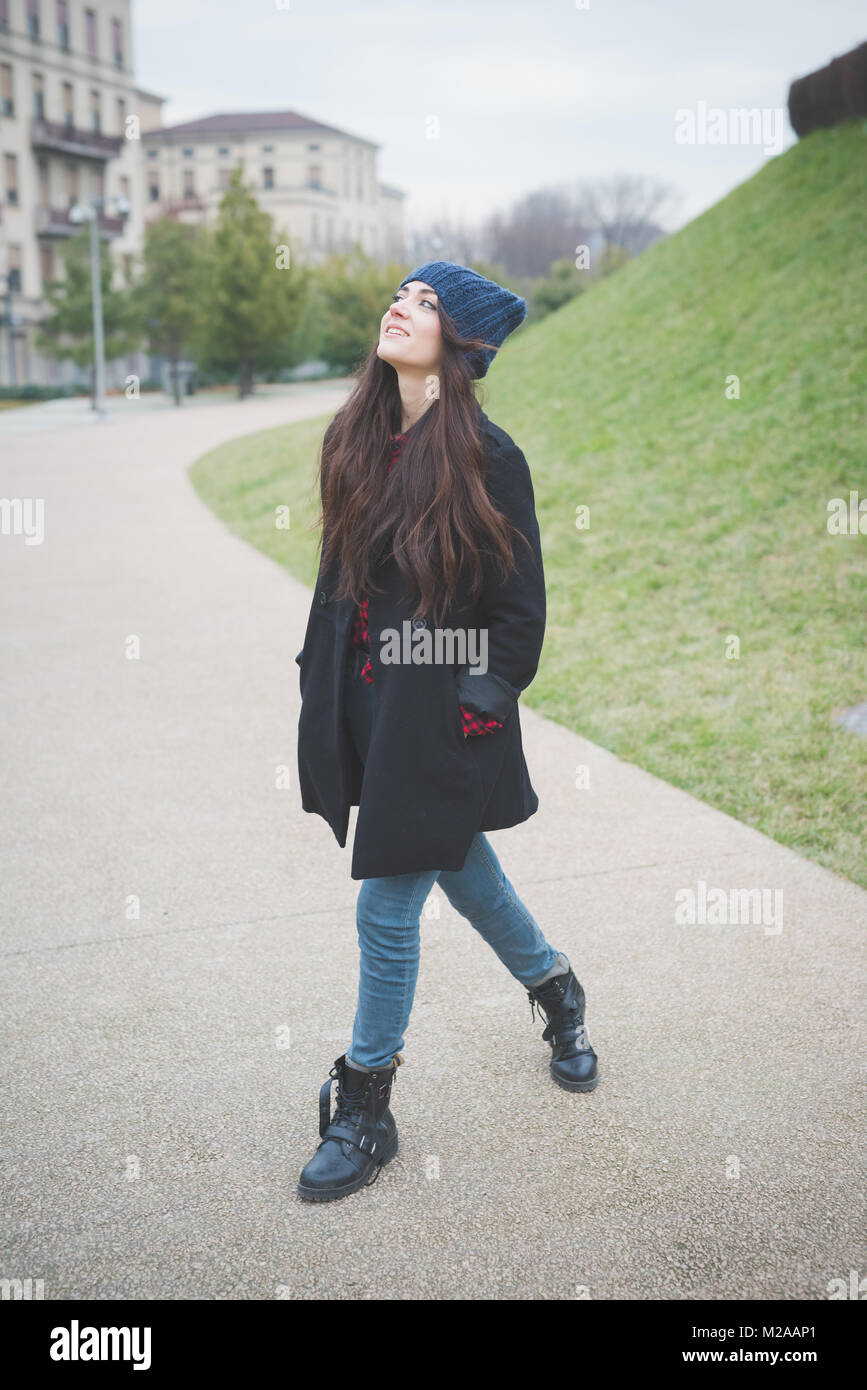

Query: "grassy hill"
<box><xmin>190</xmin><ymin>119</ymin><xmax>867</xmax><ymax>888</ymax></box>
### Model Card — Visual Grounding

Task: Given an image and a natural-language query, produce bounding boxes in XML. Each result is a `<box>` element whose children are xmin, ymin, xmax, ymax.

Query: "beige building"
<box><xmin>141</xmin><ymin>110</ymin><xmax>406</xmax><ymax>266</ymax></box>
<box><xmin>0</xmin><ymin>0</ymin><xmax>405</xmax><ymax>388</ymax></box>
<box><xmin>0</xmin><ymin>0</ymin><xmax>167</xmax><ymax>386</ymax></box>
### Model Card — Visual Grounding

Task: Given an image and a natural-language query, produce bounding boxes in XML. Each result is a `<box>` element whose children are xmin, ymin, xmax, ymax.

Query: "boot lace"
<box><xmin>527</xmin><ymin>983</ymin><xmax>589</xmax><ymax>1049</ymax></box>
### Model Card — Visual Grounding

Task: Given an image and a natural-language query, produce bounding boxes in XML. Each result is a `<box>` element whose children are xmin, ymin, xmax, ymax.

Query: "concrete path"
<box><xmin>1</xmin><ymin>384</ymin><xmax>864</xmax><ymax>1301</ymax></box>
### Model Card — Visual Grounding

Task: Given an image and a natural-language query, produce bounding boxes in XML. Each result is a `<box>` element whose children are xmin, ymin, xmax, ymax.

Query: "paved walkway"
<box><xmin>1</xmin><ymin>385</ymin><xmax>864</xmax><ymax>1300</ymax></box>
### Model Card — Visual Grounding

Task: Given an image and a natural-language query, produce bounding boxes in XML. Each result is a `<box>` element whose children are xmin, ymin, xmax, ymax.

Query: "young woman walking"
<box><xmin>294</xmin><ymin>261</ymin><xmax>598</xmax><ymax>1203</ymax></box>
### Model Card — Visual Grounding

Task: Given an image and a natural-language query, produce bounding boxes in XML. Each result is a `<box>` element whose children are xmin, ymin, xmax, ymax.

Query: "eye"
<box><xmin>390</xmin><ymin>292</ymin><xmax>437</xmax><ymax>310</ymax></box>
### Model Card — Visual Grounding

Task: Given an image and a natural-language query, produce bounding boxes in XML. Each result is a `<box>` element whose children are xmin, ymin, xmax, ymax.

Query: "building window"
<box><xmin>112</xmin><ymin>16</ymin><xmax>123</xmax><ymax>67</ymax></box>
<box><xmin>183</xmin><ymin>169</ymin><xmax>195</xmax><ymax>197</ymax></box>
<box><xmin>66</xmin><ymin>162</ymin><xmax>78</xmax><ymax>206</ymax></box>
<box><xmin>89</xmin><ymin>89</ymin><xmax>100</xmax><ymax>133</ymax></box>
<box><xmin>217</xmin><ymin>168</ymin><xmax>230</xmax><ymax>190</ymax></box>
<box><xmin>147</xmin><ymin>148</ymin><xmax>158</xmax><ymax>158</ymax></box>
<box><xmin>218</xmin><ymin>146</ymin><xmax>229</xmax><ymax>156</ymax></box>
<box><xmin>27</xmin><ymin>0</ymin><xmax>40</xmax><ymax>41</ymax></box>
<box><xmin>40</xmin><ymin>243</ymin><xmax>55</xmax><ymax>287</ymax></box>
<box><xmin>57</xmin><ymin>0</ymin><xmax>68</xmax><ymax>49</ymax></box>
<box><xmin>7</xmin><ymin>244</ymin><xmax>22</xmax><ymax>293</ymax></box>
<box><xmin>262</xmin><ymin>145</ymin><xmax>273</xmax><ymax>153</ymax></box>
<box><xmin>85</xmin><ymin>8</ymin><xmax>97</xmax><ymax>58</ymax></box>
<box><xmin>0</xmin><ymin>63</ymin><xmax>13</xmax><ymax>118</ymax></box>
<box><xmin>308</xmin><ymin>164</ymin><xmax>322</xmax><ymax>189</ymax></box>
<box><xmin>37</xmin><ymin>157</ymin><xmax>49</xmax><ymax>207</ymax></box>
<box><xmin>33</xmin><ymin>72</ymin><xmax>45</xmax><ymax>119</ymax></box>
<box><xmin>119</xmin><ymin>174</ymin><xmax>130</xmax><ymax>201</ymax></box>
<box><xmin>182</xmin><ymin>147</ymin><xmax>193</xmax><ymax>157</ymax></box>
<box><xmin>5</xmin><ymin>152</ymin><xmax>19</xmax><ymax>205</ymax></box>
<box><xmin>308</xmin><ymin>143</ymin><xmax>320</xmax><ymax>151</ymax></box>
<box><xmin>148</xmin><ymin>181</ymin><xmax>159</xmax><ymax>202</ymax></box>
<box><xmin>0</xmin><ymin>0</ymin><xmax>9</xmax><ymax>32</ymax></box>
<box><xmin>62</xmin><ymin>81</ymin><xmax>73</xmax><ymax>125</ymax></box>
<box><xmin>263</xmin><ymin>167</ymin><xmax>274</xmax><ymax>190</ymax></box>
<box><xmin>116</xmin><ymin>96</ymin><xmax>125</xmax><ymax>135</ymax></box>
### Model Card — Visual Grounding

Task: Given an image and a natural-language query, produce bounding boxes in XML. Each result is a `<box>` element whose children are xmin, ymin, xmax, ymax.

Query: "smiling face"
<box><xmin>377</xmin><ymin>280</ymin><xmax>444</xmax><ymax>374</ymax></box>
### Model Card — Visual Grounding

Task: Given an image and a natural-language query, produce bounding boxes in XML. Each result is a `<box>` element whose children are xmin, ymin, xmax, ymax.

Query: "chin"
<box><xmin>378</xmin><ymin>342</ymin><xmax>404</xmax><ymax>365</ymax></box>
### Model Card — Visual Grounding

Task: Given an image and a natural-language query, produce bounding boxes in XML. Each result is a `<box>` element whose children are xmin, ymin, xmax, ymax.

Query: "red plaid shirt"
<box><xmin>349</xmin><ymin>429</ymin><xmax>503</xmax><ymax>738</ymax></box>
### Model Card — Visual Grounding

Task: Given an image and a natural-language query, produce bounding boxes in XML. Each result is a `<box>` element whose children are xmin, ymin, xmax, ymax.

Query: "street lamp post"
<box><xmin>68</xmin><ymin>194</ymin><xmax>130</xmax><ymax>417</ymax></box>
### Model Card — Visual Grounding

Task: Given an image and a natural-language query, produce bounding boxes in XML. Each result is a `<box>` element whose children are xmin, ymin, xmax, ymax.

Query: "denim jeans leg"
<box><xmin>343</xmin><ymin>654</ymin><xmax>439</xmax><ymax>1070</ymax></box>
<box><xmin>437</xmin><ymin>832</ymin><xmax>565</xmax><ymax>987</ymax></box>
<box><xmin>341</xmin><ymin>658</ymin><xmax>562</xmax><ymax>1067</ymax></box>
<box><xmin>349</xmin><ymin>867</ymin><xmax>440</xmax><ymax>1070</ymax></box>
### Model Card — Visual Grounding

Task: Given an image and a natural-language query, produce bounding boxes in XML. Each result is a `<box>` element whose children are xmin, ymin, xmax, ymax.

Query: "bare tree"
<box><xmin>408</xmin><ymin>215</ymin><xmax>486</xmax><ymax>268</ymax></box>
<box><xmin>573</xmin><ymin>174</ymin><xmax>681</xmax><ymax>257</ymax></box>
<box><xmin>405</xmin><ymin>174</ymin><xmax>682</xmax><ymax>282</ymax></box>
<box><xmin>480</xmin><ymin>188</ymin><xmax>591</xmax><ymax>278</ymax></box>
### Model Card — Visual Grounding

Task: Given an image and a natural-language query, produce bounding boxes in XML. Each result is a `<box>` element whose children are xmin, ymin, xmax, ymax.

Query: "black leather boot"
<box><xmin>296</xmin><ymin>1053</ymin><xmax>400</xmax><ymax>1202</ymax></box>
<box><xmin>527</xmin><ymin>967</ymin><xmax>599</xmax><ymax>1092</ymax></box>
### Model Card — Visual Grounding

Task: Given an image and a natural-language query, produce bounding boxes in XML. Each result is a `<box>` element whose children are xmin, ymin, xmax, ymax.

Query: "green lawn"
<box><xmin>189</xmin><ymin>120</ymin><xmax>867</xmax><ymax>889</ymax></box>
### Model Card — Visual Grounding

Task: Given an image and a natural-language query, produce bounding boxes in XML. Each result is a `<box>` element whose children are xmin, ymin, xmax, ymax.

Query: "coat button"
<box><xmin>319</xmin><ymin>590</ymin><xmax>328</xmax><ymax>605</ymax></box>
<box><xmin>411</xmin><ymin>616</ymin><xmax>427</xmax><ymax>629</ymax></box>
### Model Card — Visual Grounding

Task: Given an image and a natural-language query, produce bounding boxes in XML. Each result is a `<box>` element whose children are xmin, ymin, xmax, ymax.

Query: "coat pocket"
<box><xmin>455</xmin><ymin>667</ymin><xmax>519</xmax><ymax>725</ymax></box>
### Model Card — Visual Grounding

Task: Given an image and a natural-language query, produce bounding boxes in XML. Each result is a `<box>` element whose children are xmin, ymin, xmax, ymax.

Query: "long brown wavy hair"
<box><xmin>314</xmin><ymin>298</ymin><xmax>533</xmax><ymax>627</ymax></box>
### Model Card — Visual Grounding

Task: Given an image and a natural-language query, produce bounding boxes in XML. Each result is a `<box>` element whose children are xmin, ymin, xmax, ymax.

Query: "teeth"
<box><xmin>386</xmin><ymin>327</ymin><xmax>408</xmax><ymax>336</ymax></box>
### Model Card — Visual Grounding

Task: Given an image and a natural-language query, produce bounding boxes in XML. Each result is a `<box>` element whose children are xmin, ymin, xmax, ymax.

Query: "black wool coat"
<box><xmin>295</xmin><ymin>407</ymin><xmax>546</xmax><ymax>879</ymax></box>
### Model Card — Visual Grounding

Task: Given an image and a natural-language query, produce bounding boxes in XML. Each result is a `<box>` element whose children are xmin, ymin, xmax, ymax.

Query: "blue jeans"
<box><xmin>342</xmin><ymin>649</ymin><xmax>567</xmax><ymax>1070</ymax></box>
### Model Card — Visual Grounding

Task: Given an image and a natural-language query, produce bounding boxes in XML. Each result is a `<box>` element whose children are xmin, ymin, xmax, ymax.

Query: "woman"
<box><xmin>294</xmin><ymin>261</ymin><xmax>598</xmax><ymax>1203</ymax></box>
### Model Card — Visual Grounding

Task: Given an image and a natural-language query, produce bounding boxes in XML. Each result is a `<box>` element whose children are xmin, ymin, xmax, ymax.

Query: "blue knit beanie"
<box><xmin>397</xmin><ymin>261</ymin><xmax>526</xmax><ymax>379</ymax></box>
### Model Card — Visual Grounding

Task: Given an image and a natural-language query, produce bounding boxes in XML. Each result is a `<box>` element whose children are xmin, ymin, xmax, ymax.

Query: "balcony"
<box><xmin>164</xmin><ymin>196</ymin><xmax>205</xmax><ymax>214</ymax></box>
<box><xmin>35</xmin><ymin>206</ymin><xmax>127</xmax><ymax>238</ymax></box>
<box><xmin>31</xmin><ymin>119</ymin><xmax>124</xmax><ymax>162</ymax></box>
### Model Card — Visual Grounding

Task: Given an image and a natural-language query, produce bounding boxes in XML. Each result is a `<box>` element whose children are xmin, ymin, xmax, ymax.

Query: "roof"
<box><xmin>142</xmin><ymin>111</ymin><xmax>379</xmax><ymax>148</ymax></box>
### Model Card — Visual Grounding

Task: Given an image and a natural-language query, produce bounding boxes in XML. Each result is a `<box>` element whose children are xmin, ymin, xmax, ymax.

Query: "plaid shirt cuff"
<box><xmin>460</xmin><ymin>704</ymin><xmax>503</xmax><ymax>737</ymax></box>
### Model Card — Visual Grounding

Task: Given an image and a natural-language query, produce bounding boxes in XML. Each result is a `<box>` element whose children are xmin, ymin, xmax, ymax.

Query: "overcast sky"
<box><xmin>133</xmin><ymin>0</ymin><xmax>865</xmax><ymax>239</ymax></box>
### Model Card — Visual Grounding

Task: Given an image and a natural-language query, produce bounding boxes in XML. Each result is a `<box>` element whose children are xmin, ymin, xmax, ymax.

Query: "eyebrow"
<box><xmin>395</xmin><ymin>284</ymin><xmax>438</xmax><ymax>299</ymax></box>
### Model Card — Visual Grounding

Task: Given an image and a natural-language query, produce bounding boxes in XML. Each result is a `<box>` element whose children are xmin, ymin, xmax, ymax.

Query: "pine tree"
<box><xmin>131</xmin><ymin>218</ymin><xmax>209</xmax><ymax>405</ymax></box>
<box><xmin>195</xmin><ymin>165</ymin><xmax>308</xmax><ymax>397</ymax></box>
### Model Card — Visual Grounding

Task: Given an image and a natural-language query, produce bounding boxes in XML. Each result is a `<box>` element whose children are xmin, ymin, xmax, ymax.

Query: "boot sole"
<box><xmin>296</xmin><ymin>1133</ymin><xmax>399</xmax><ymax>1203</ymax></box>
<box><xmin>551</xmin><ymin>1067</ymin><xmax>599</xmax><ymax>1092</ymax></box>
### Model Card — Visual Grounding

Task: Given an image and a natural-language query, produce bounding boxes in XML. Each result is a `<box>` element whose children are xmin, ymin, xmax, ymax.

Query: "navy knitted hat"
<box><xmin>397</xmin><ymin>261</ymin><xmax>526</xmax><ymax>379</ymax></box>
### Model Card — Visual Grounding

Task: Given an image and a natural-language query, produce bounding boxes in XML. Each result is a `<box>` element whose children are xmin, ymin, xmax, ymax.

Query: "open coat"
<box><xmin>295</xmin><ymin>407</ymin><xmax>546</xmax><ymax>879</ymax></box>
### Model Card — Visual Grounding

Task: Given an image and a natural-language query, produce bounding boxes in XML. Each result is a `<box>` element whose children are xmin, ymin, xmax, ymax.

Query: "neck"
<box><xmin>395</xmin><ymin>370</ymin><xmax>438</xmax><ymax>433</ymax></box>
